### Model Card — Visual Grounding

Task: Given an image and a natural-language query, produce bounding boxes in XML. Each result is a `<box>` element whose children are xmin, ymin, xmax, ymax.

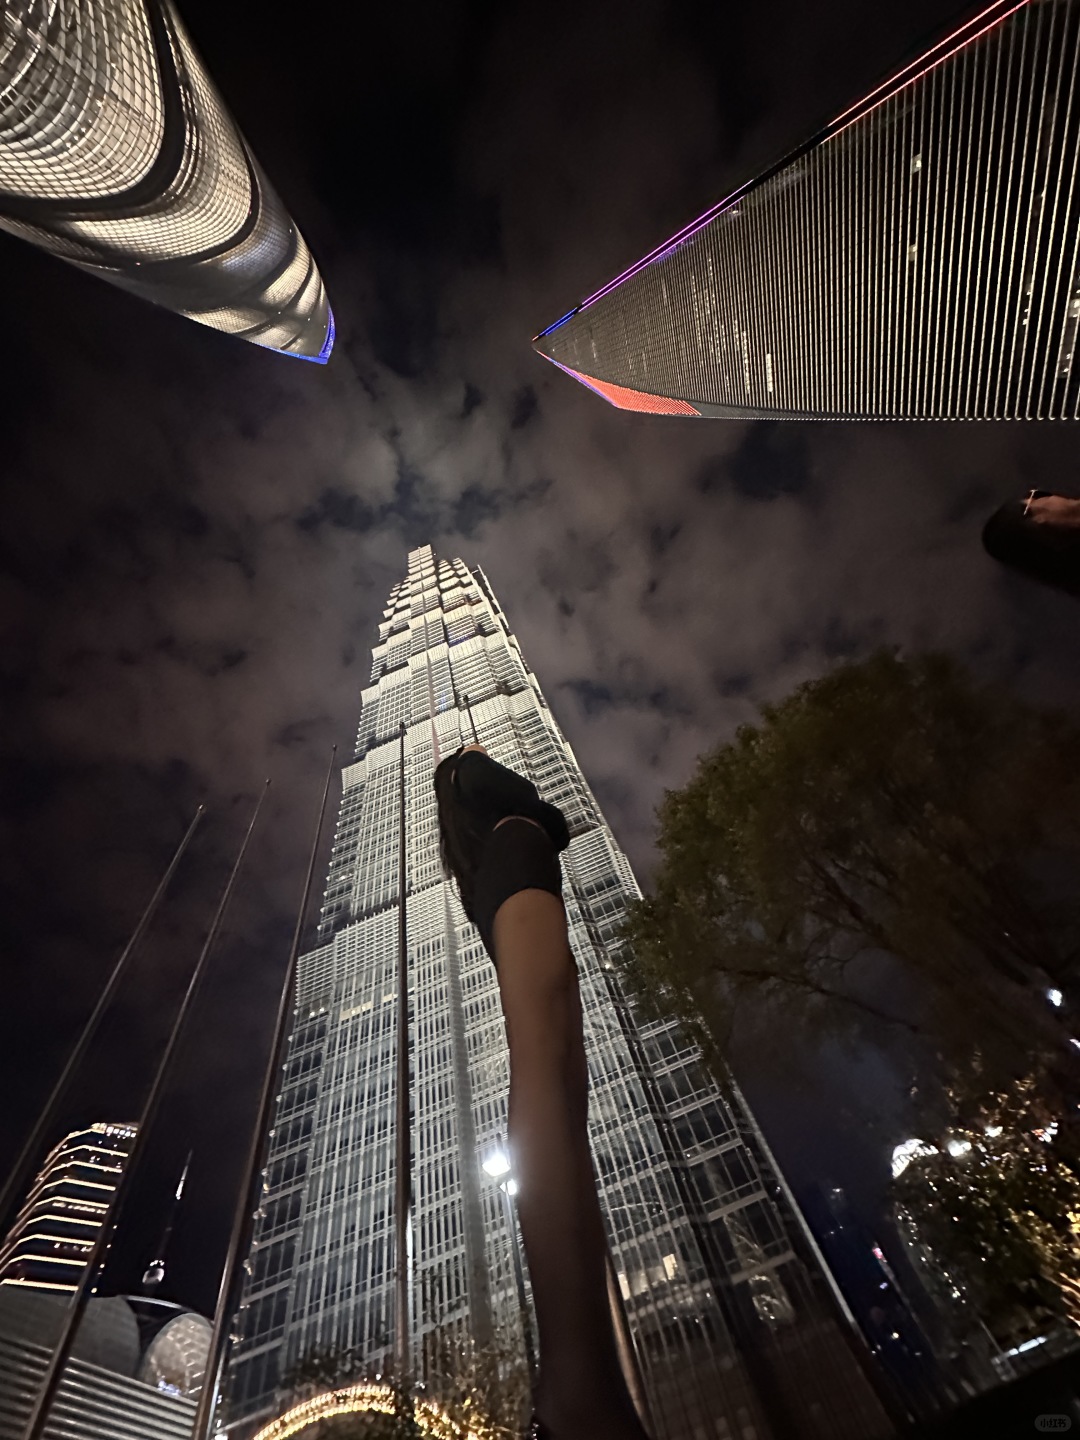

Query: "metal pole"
<box><xmin>21</xmin><ymin>785</ymin><xmax>269</xmax><ymax>1440</ymax></box>
<box><xmin>500</xmin><ymin>1182</ymin><xmax>537</xmax><ymax>1380</ymax></box>
<box><xmin>605</xmin><ymin>1249</ymin><xmax>654</xmax><ymax>1433</ymax></box>
<box><xmin>394</xmin><ymin>721</ymin><xmax>413</xmax><ymax>1400</ymax></box>
<box><xmin>191</xmin><ymin>752</ymin><xmax>337</xmax><ymax>1440</ymax></box>
<box><xmin>0</xmin><ymin>806</ymin><xmax>205</xmax><ymax>1237</ymax></box>
<box><xmin>461</xmin><ymin>693</ymin><xmax>479</xmax><ymax>745</ymax></box>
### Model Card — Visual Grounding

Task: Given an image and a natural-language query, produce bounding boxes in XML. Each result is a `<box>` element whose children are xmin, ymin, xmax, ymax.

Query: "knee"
<box><xmin>504</xmin><ymin>979</ymin><xmax>580</xmax><ymax>1068</ymax></box>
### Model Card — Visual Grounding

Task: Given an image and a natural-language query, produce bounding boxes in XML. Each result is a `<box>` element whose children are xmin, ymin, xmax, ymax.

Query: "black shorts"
<box><xmin>472</xmin><ymin>817</ymin><xmax>564</xmax><ymax>962</ymax></box>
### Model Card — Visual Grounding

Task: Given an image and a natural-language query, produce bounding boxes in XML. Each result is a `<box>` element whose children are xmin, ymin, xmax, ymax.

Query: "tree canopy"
<box><xmin>891</xmin><ymin>1068</ymin><xmax>1080</xmax><ymax>1347</ymax></box>
<box><xmin>622</xmin><ymin>650</ymin><xmax>1080</xmax><ymax>1076</ymax></box>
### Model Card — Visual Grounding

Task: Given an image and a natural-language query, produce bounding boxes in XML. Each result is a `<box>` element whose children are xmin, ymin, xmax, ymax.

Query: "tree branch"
<box><xmin>710</xmin><ymin>961</ymin><xmax>924</xmax><ymax>1035</ymax></box>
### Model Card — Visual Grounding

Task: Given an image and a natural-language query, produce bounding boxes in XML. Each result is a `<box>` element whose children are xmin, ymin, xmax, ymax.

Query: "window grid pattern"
<box><xmin>536</xmin><ymin>0</ymin><xmax>1080</xmax><ymax>420</ymax></box>
<box><xmin>0</xmin><ymin>1122</ymin><xmax>136</xmax><ymax>1293</ymax></box>
<box><xmin>0</xmin><ymin>1</ymin><xmax>333</xmax><ymax>359</ymax></box>
<box><xmin>225</xmin><ymin>547</ymin><xmax>888</xmax><ymax>1440</ymax></box>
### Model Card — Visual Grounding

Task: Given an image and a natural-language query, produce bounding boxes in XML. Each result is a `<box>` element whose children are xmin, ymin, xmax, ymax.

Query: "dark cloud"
<box><xmin>296</xmin><ymin>487</ymin><xmax>377</xmax><ymax>535</ymax></box>
<box><xmin>728</xmin><ymin>424</ymin><xmax>812</xmax><ymax>500</ymax></box>
<box><xmin>509</xmin><ymin>384</ymin><xmax>539</xmax><ymax>429</ymax></box>
<box><xmin>454</xmin><ymin>484</ymin><xmax>503</xmax><ymax>536</ymax></box>
<box><xmin>3</xmin><ymin>0</ymin><xmax>1080</xmax><ymax>1311</ymax></box>
<box><xmin>562</xmin><ymin>678</ymin><xmax>615</xmax><ymax>715</ymax></box>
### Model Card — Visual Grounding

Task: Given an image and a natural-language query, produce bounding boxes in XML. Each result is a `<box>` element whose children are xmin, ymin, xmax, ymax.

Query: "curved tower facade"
<box><xmin>535</xmin><ymin>0</ymin><xmax>1080</xmax><ymax>420</ymax></box>
<box><xmin>0</xmin><ymin>1121</ymin><xmax>136</xmax><ymax>1293</ymax></box>
<box><xmin>223</xmin><ymin>546</ymin><xmax>890</xmax><ymax>1440</ymax></box>
<box><xmin>0</xmin><ymin>1</ymin><xmax>333</xmax><ymax>361</ymax></box>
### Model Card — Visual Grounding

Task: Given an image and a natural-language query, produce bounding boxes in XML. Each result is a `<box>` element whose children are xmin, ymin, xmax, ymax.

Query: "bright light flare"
<box><xmin>891</xmin><ymin>1138</ymin><xmax>938</xmax><ymax>1177</ymax></box>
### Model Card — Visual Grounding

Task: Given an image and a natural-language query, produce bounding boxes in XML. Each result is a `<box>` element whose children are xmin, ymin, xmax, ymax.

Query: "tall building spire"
<box><xmin>224</xmin><ymin>546</ymin><xmax>890</xmax><ymax>1440</ymax></box>
<box><xmin>142</xmin><ymin>1151</ymin><xmax>192</xmax><ymax>1295</ymax></box>
<box><xmin>534</xmin><ymin>0</ymin><xmax>1080</xmax><ymax>420</ymax></box>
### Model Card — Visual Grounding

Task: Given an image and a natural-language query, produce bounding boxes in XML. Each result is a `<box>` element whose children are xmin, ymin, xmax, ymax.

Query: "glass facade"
<box><xmin>0</xmin><ymin>1121</ymin><xmax>136</xmax><ymax>1293</ymax></box>
<box><xmin>535</xmin><ymin>0</ymin><xmax>1080</xmax><ymax>420</ymax></box>
<box><xmin>0</xmin><ymin>1</ymin><xmax>333</xmax><ymax>361</ymax></box>
<box><xmin>224</xmin><ymin>546</ymin><xmax>891</xmax><ymax>1440</ymax></box>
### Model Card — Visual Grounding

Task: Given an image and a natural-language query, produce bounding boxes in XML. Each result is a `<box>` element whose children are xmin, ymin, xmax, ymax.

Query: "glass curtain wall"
<box><xmin>534</xmin><ymin>0</ymin><xmax>1080</xmax><ymax>421</ymax></box>
<box><xmin>0</xmin><ymin>1</ymin><xmax>333</xmax><ymax>360</ymax></box>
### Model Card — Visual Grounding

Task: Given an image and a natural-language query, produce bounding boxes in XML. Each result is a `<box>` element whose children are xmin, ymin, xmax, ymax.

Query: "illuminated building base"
<box><xmin>250</xmin><ymin>1383</ymin><xmax>487</xmax><ymax>1440</ymax></box>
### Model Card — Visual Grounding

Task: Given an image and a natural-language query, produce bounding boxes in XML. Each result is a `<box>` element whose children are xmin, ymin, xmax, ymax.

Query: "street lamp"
<box><xmin>479</xmin><ymin>1145</ymin><xmax>536</xmax><ymax>1378</ymax></box>
<box><xmin>482</xmin><ymin>1150</ymin><xmax>512</xmax><ymax>1179</ymax></box>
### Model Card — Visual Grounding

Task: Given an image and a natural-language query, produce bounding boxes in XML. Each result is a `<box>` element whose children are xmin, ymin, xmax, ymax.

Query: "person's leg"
<box><xmin>493</xmin><ymin>888</ymin><xmax>650</xmax><ymax>1440</ymax></box>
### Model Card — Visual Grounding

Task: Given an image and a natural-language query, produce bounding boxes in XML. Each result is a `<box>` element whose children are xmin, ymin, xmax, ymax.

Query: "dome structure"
<box><xmin>138</xmin><ymin>1307</ymin><xmax>212</xmax><ymax>1398</ymax></box>
<box><xmin>0</xmin><ymin>1286</ymin><xmax>211</xmax><ymax>1397</ymax></box>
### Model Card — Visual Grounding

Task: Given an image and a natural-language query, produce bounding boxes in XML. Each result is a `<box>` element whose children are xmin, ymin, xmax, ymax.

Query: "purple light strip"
<box><xmin>320</xmin><ymin>306</ymin><xmax>336</xmax><ymax>361</ymax></box>
<box><xmin>830</xmin><ymin>0</ymin><xmax>1027</xmax><ymax>129</ymax></box>
<box><xmin>575</xmin><ymin>0</ymin><xmax>1029</xmax><ymax>314</ymax></box>
<box><xmin>540</xmin><ymin>353</ymin><xmax>618</xmax><ymax>404</ymax></box>
<box><xmin>534</xmin><ymin>308</ymin><xmax>579</xmax><ymax>341</ymax></box>
<box><xmin>579</xmin><ymin>189</ymin><xmax>749</xmax><ymax>313</ymax></box>
<box><xmin>282</xmin><ymin>306</ymin><xmax>336</xmax><ymax>364</ymax></box>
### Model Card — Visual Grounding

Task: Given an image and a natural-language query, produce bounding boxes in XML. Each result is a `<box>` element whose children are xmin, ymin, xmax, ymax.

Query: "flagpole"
<box><xmin>0</xmin><ymin>806</ymin><xmax>205</xmax><ymax>1238</ymax></box>
<box><xmin>394</xmin><ymin>721</ymin><xmax>413</xmax><ymax>1406</ymax></box>
<box><xmin>461</xmin><ymin>693</ymin><xmax>479</xmax><ymax>745</ymax></box>
<box><xmin>191</xmin><ymin>751</ymin><xmax>337</xmax><ymax>1440</ymax></box>
<box><xmin>21</xmin><ymin>785</ymin><xmax>269</xmax><ymax>1440</ymax></box>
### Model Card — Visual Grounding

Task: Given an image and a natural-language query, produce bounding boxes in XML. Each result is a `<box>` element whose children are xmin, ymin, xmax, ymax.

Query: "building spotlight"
<box><xmin>482</xmin><ymin>1150</ymin><xmax>512</xmax><ymax>1178</ymax></box>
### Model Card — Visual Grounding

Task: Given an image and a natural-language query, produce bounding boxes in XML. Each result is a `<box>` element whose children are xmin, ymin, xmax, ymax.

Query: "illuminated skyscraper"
<box><xmin>224</xmin><ymin>546</ymin><xmax>890</xmax><ymax>1440</ymax></box>
<box><xmin>0</xmin><ymin>1</ymin><xmax>333</xmax><ymax>361</ymax></box>
<box><xmin>0</xmin><ymin>1122</ymin><xmax>136</xmax><ymax>1293</ymax></box>
<box><xmin>535</xmin><ymin>0</ymin><xmax>1080</xmax><ymax>420</ymax></box>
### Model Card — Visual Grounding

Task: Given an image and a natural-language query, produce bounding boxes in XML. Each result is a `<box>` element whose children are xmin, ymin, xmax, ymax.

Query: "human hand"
<box><xmin>1026</xmin><ymin>492</ymin><xmax>1080</xmax><ymax>529</ymax></box>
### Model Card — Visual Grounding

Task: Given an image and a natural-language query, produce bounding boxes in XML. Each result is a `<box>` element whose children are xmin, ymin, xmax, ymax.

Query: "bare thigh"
<box><xmin>492</xmin><ymin>889</ymin><xmax>577</xmax><ymax>1047</ymax></box>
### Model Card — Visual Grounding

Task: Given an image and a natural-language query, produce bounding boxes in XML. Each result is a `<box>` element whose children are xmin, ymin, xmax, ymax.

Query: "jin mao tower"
<box><xmin>224</xmin><ymin>547</ymin><xmax>890</xmax><ymax>1440</ymax></box>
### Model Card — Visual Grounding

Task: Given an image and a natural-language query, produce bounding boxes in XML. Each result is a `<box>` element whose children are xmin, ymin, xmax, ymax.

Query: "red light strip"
<box><xmin>543</xmin><ymin>356</ymin><xmax>701</xmax><ymax>414</ymax></box>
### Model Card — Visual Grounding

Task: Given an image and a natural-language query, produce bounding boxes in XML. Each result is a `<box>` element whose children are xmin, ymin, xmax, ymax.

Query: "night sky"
<box><xmin>2</xmin><ymin>0</ymin><xmax>1080</xmax><ymax>1317</ymax></box>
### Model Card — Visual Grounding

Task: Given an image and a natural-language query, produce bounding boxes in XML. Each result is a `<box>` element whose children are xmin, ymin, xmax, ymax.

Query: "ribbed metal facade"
<box><xmin>0</xmin><ymin>1</ymin><xmax>333</xmax><ymax>361</ymax></box>
<box><xmin>535</xmin><ymin>0</ymin><xmax>1080</xmax><ymax>420</ymax></box>
<box><xmin>0</xmin><ymin>1332</ymin><xmax>196</xmax><ymax>1440</ymax></box>
<box><xmin>223</xmin><ymin>546</ymin><xmax>891</xmax><ymax>1440</ymax></box>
